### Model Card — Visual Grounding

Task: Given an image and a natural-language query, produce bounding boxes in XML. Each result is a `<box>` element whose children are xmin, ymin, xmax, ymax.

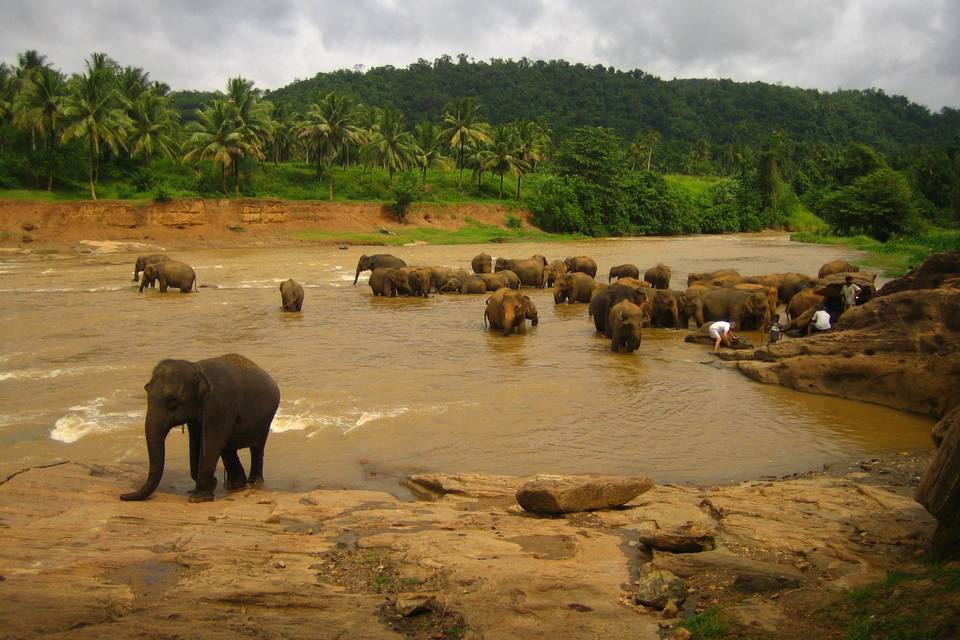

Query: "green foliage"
<box><xmin>152</xmin><ymin>185</ymin><xmax>171</xmax><ymax>202</ymax></box>
<box><xmin>504</xmin><ymin>213</ymin><xmax>522</xmax><ymax>229</ymax></box>
<box><xmin>791</xmin><ymin>229</ymin><xmax>960</xmax><ymax>276</ymax></box>
<box><xmin>678</xmin><ymin>607</ymin><xmax>728</xmax><ymax>639</ymax></box>
<box><xmin>819</xmin><ymin>168</ymin><xmax>919</xmax><ymax>240</ymax></box>
<box><xmin>388</xmin><ymin>171</ymin><xmax>420</xmax><ymax>222</ymax></box>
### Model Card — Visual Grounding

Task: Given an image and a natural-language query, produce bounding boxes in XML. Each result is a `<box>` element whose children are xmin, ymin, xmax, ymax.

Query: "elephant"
<box><xmin>608</xmin><ymin>300</ymin><xmax>644</xmax><ymax>353</ymax></box>
<box><xmin>388</xmin><ymin>267</ymin><xmax>431</xmax><ymax>297</ymax></box>
<box><xmin>354</xmin><ymin>254</ymin><xmax>406</xmax><ymax>285</ymax></box>
<box><xmin>678</xmin><ymin>286</ymin><xmax>710</xmax><ymax>327</ymax></box>
<box><xmin>644</xmin><ymin>263</ymin><xmax>672</xmax><ymax>289</ymax></box>
<box><xmin>479</xmin><ymin>270</ymin><xmax>521</xmax><ymax>291</ymax></box>
<box><xmin>818</xmin><ymin>260</ymin><xmax>859</xmax><ymax>279</ymax></box>
<box><xmin>472</xmin><ymin>253</ymin><xmax>492</xmax><ymax>274</ymax></box>
<box><xmin>494</xmin><ymin>256</ymin><xmax>546</xmax><ymax>287</ymax></box>
<box><xmin>786</xmin><ymin>288</ymin><xmax>825</xmax><ymax>320</ymax></box>
<box><xmin>545</xmin><ymin>260</ymin><xmax>568</xmax><ymax>287</ymax></box>
<box><xmin>428</xmin><ymin>267</ymin><xmax>468</xmax><ymax>293</ymax></box>
<box><xmin>564</xmin><ymin>256</ymin><xmax>598</xmax><ymax>278</ymax></box>
<box><xmin>369</xmin><ymin>267</ymin><xmax>397</xmax><ymax>296</ymax></box>
<box><xmin>458</xmin><ymin>275</ymin><xmax>488</xmax><ymax>294</ymax></box>
<box><xmin>120</xmin><ymin>353</ymin><xmax>280</xmax><ymax>503</ymax></box>
<box><xmin>589</xmin><ymin>283</ymin><xmax>649</xmax><ymax>335</ymax></box>
<box><xmin>609</xmin><ymin>264</ymin><xmax>640</xmax><ymax>282</ymax></box>
<box><xmin>708</xmin><ymin>273</ymin><xmax>746</xmax><ymax>287</ymax></box>
<box><xmin>611</xmin><ymin>277</ymin><xmax>651</xmax><ymax>290</ymax></box>
<box><xmin>554</xmin><ymin>272</ymin><xmax>596</xmax><ymax>304</ymax></box>
<box><xmin>139</xmin><ymin>260</ymin><xmax>196</xmax><ymax>293</ymax></box>
<box><xmin>279</xmin><ymin>278</ymin><xmax>304</xmax><ymax>312</ymax></box>
<box><xmin>589</xmin><ymin>282</ymin><xmax>608</xmax><ymax>306</ymax></box>
<box><xmin>133</xmin><ymin>254</ymin><xmax>169</xmax><ymax>283</ymax></box>
<box><xmin>734</xmin><ymin>283</ymin><xmax>778</xmax><ymax>320</ymax></box>
<box><xmin>745</xmin><ymin>272</ymin><xmax>815</xmax><ymax>304</ymax></box>
<box><xmin>522</xmin><ymin>297</ymin><xmax>539</xmax><ymax>325</ymax></box>
<box><xmin>687</xmin><ymin>269</ymin><xmax>740</xmax><ymax>287</ymax></box>
<box><xmin>484</xmin><ymin>288</ymin><xmax>530</xmax><ymax>336</ymax></box>
<box><xmin>646</xmin><ymin>288</ymin><xmax>682</xmax><ymax>328</ymax></box>
<box><xmin>699</xmin><ymin>287</ymin><xmax>771</xmax><ymax>331</ymax></box>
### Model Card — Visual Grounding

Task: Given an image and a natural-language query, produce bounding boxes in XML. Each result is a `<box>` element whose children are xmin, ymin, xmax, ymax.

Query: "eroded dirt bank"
<box><xmin>0</xmin><ymin>198</ymin><xmax>524</xmax><ymax>250</ymax></box>
<box><xmin>0</xmin><ymin>458</ymin><xmax>934</xmax><ymax>639</ymax></box>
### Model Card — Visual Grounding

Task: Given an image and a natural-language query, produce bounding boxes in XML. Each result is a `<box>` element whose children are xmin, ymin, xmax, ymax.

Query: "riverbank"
<box><xmin>791</xmin><ymin>229</ymin><xmax>960</xmax><ymax>277</ymax></box>
<box><xmin>0</xmin><ymin>450</ymin><xmax>946</xmax><ymax>640</ymax></box>
<box><xmin>0</xmin><ymin>197</ymin><xmax>566</xmax><ymax>251</ymax></box>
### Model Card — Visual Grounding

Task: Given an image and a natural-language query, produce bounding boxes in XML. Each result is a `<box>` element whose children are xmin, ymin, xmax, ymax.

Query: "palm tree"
<box><xmin>222</xmin><ymin>77</ymin><xmax>272</xmax><ymax>191</ymax></box>
<box><xmin>60</xmin><ymin>62</ymin><xmax>131</xmax><ymax>199</ymax></box>
<box><xmin>14</xmin><ymin>66</ymin><xmax>66</xmax><ymax>190</ymax></box>
<box><xmin>268</xmin><ymin>102</ymin><xmax>298</xmax><ymax>163</ymax></box>
<box><xmin>362</xmin><ymin>106</ymin><xmax>417</xmax><ymax>182</ymax></box>
<box><xmin>628</xmin><ymin>135</ymin><xmax>647</xmax><ymax>170</ymax></box>
<box><xmin>512</xmin><ymin>119</ymin><xmax>548</xmax><ymax>198</ymax></box>
<box><xmin>440</xmin><ymin>97</ymin><xmax>490</xmax><ymax>190</ymax></box>
<box><xmin>412</xmin><ymin>121</ymin><xmax>451</xmax><ymax>187</ymax></box>
<box><xmin>117</xmin><ymin>66</ymin><xmax>150</xmax><ymax>104</ymax></box>
<box><xmin>644</xmin><ymin>129</ymin><xmax>661</xmax><ymax>171</ymax></box>
<box><xmin>296</xmin><ymin>91</ymin><xmax>362</xmax><ymax>199</ymax></box>
<box><xmin>484</xmin><ymin>125</ymin><xmax>528</xmax><ymax>198</ymax></box>
<box><xmin>128</xmin><ymin>91</ymin><xmax>180</xmax><ymax>165</ymax></box>
<box><xmin>465</xmin><ymin>142</ymin><xmax>493</xmax><ymax>191</ymax></box>
<box><xmin>0</xmin><ymin>64</ymin><xmax>14</xmax><ymax>150</ymax></box>
<box><xmin>182</xmin><ymin>99</ymin><xmax>258</xmax><ymax>195</ymax></box>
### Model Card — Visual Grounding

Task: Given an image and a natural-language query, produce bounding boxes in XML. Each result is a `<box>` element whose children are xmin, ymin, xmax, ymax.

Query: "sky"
<box><xmin>2</xmin><ymin>0</ymin><xmax>958</xmax><ymax>111</ymax></box>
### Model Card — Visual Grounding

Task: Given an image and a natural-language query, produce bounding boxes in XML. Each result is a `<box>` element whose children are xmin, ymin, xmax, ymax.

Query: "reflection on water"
<box><xmin>0</xmin><ymin>234</ymin><xmax>933</xmax><ymax>492</ymax></box>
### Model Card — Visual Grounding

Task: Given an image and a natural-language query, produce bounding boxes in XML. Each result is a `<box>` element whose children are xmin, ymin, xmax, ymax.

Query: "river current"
<box><xmin>0</xmin><ymin>233</ymin><xmax>933</xmax><ymax>495</ymax></box>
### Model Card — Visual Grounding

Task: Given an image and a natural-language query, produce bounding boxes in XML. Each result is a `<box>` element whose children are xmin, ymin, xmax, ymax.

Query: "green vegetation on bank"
<box><xmin>792</xmin><ymin>229</ymin><xmax>960</xmax><ymax>276</ymax></box>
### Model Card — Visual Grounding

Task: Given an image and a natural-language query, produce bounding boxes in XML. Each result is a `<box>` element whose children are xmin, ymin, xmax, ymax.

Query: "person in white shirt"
<box><xmin>807</xmin><ymin>306</ymin><xmax>832</xmax><ymax>335</ymax></box>
<box><xmin>708</xmin><ymin>320</ymin><xmax>736</xmax><ymax>353</ymax></box>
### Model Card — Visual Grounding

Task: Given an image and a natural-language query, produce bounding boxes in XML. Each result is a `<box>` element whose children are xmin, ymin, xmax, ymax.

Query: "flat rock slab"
<box><xmin>516</xmin><ymin>474</ymin><xmax>654</xmax><ymax>515</ymax></box>
<box><xmin>637</xmin><ymin>521</ymin><xmax>717</xmax><ymax>552</ymax></box>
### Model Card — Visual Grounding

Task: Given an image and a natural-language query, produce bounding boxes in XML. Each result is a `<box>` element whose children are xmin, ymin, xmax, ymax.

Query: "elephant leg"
<box><xmin>187</xmin><ymin>420</ymin><xmax>201</xmax><ymax>482</ymax></box>
<box><xmin>221</xmin><ymin>449</ymin><xmax>248</xmax><ymax>491</ymax></box>
<box><xmin>190</xmin><ymin>420</ymin><xmax>231</xmax><ymax>502</ymax></box>
<box><xmin>159</xmin><ymin>275</ymin><xmax>168</xmax><ymax>293</ymax></box>
<box><xmin>248</xmin><ymin>444</ymin><xmax>266</xmax><ymax>487</ymax></box>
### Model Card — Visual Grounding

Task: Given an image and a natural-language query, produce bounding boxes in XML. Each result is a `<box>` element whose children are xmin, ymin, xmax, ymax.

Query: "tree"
<box><xmin>13</xmin><ymin>66</ymin><xmax>66</xmax><ymax>189</ymax></box>
<box><xmin>512</xmin><ymin>119</ymin><xmax>548</xmax><ymax>198</ymax></box>
<box><xmin>819</xmin><ymin>168</ymin><xmax>917</xmax><ymax>240</ymax></box>
<box><xmin>128</xmin><ymin>91</ymin><xmax>180</xmax><ymax>165</ymax></box>
<box><xmin>182</xmin><ymin>99</ymin><xmax>255</xmax><ymax>195</ymax></box>
<box><xmin>644</xmin><ymin>129</ymin><xmax>661</xmax><ymax>170</ymax></box>
<box><xmin>296</xmin><ymin>91</ymin><xmax>362</xmax><ymax>199</ymax></box>
<box><xmin>412</xmin><ymin>121</ymin><xmax>451</xmax><ymax>186</ymax></box>
<box><xmin>362</xmin><ymin>105</ymin><xmax>416</xmax><ymax>182</ymax></box>
<box><xmin>483</xmin><ymin>125</ymin><xmax>527</xmax><ymax>198</ymax></box>
<box><xmin>440</xmin><ymin>97</ymin><xmax>490</xmax><ymax>190</ymax></box>
<box><xmin>60</xmin><ymin>58</ymin><xmax>131</xmax><ymax>199</ymax></box>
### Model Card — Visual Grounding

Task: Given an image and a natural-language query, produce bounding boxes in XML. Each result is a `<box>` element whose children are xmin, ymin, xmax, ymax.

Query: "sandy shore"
<box><xmin>0</xmin><ymin>453</ymin><xmax>935</xmax><ymax>639</ymax></box>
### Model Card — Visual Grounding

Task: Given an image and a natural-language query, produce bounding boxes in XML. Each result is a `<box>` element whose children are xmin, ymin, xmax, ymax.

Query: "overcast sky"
<box><xmin>2</xmin><ymin>0</ymin><xmax>958</xmax><ymax>111</ymax></box>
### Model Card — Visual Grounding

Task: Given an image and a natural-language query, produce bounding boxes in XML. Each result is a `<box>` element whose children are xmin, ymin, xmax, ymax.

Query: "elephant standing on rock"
<box><xmin>609</xmin><ymin>264</ymin><xmax>640</xmax><ymax>282</ymax></box>
<box><xmin>554</xmin><ymin>272</ymin><xmax>596</xmax><ymax>304</ymax></box>
<box><xmin>644</xmin><ymin>263</ymin><xmax>672</xmax><ymax>289</ymax></box>
<box><xmin>354</xmin><ymin>254</ymin><xmax>406</xmax><ymax>285</ymax></box>
<box><xmin>279</xmin><ymin>279</ymin><xmax>304</xmax><ymax>312</ymax></box>
<box><xmin>564</xmin><ymin>256</ymin><xmax>598</xmax><ymax>278</ymax></box>
<box><xmin>608</xmin><ymin>300</ymin><xmax>644</xmax><ymax>353</ymax></box>
<box><xmin>133</xmin><ymin>254</ymin><xmax>168</xmax><ymax>283</ymax></box>
<box><xmin>485</xmin><ymin>288</ymin><xmax>531</xmax><ymax>336</ymax></box>
<box><xmin>479</xmin><ymin>270</ymin><xmax>521</xmax><ymax>291</ymax></box>
<box><xmin>472</xmin><ymin>253</ymin><xmax>492</xmax><ymax>274</ymax></box>
<box><xmin>140</xmin><ymin>260</ymin><xmax>197</xmax><ymax>293</ymax></box>
<box><xmin>495</xmin><ymin>257</ymin><xmax>546</xmax><ymax>287</ymax></box>
<box><xmin>589</xmin><ymin>284</ymin><xmax>648</xmax><ymax>335</ymax></box>
<box><xmin>120</xmin><ymin>354</ymin><xmax>280</xmax><ymax>503</ymax></box>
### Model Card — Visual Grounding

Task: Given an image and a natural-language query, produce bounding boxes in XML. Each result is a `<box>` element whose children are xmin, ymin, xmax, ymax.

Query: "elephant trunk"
<box><xmin>120</xmin><ymin>415</ymin><xmax>168</xmax><ymax>501</ymax></box>
<box><xmin>353</xmin><ymin>265</ymin><xmax>362</xmax><ymax>286</ymax></box>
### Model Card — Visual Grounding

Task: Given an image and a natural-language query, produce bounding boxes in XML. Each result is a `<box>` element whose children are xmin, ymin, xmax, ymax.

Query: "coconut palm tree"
<box><xmin>182</xmin><ymin>99</ymin><xmax>258</xmax><ymax>195</ymax></box>
<box><xmin>60</xmin><ymin>62</ymin><xmax>131</xmax><ymax>200</ymax></box>
<box><xmin>628</xmin><ymin>135</ymin><xmax>647</xmax><ymax>170</ymax></box>
<box><xmin>128</xmin><ymin>91</ymin><xmax>180</xmax><ymax>165</ymax></box>
<box><xmin>484</xmin><ymin>125</ymin><xmax>528</xmax><ymax>199</ymax></box>
<box><xmin>224</xmin><ymin>76</ymin><xmax>273</xmax><ymax>147</ymax></box>
<box><xmin>296</xmin><ymin>91</ymin><xmax>362</xmax><ymax>199</ymax></box>
<box><xmin>362</xmin><ymin>106</ymin><xmax>417</xmax><ymax>182</ymax></box>
<box><xmin>440</xmin><ymin>97</ymin><xmax>490</xmax><ymax>190</ymax></box>
<box><xmin>412</xmin><ymin>121</ymin><xmax>451</xmax><ymax>187</ymax></box>
<box><xmin>13</xmin><ymin>66</ymin><xmax>66</xmax><ymax>190</ymax></box>
<box><xmin>512</xmin><ymin>119</ymin><xmax>548</xmax><ymax>198</ymax></box>
<box><xmin>644</xmin><ymin>129</ymin><xmax>661</xmax><ymax>171</ymax></box>
<box><xmin>117</xmin><ymin>66</ymin><xmax>150</xmax><ymax>104</ymax></box>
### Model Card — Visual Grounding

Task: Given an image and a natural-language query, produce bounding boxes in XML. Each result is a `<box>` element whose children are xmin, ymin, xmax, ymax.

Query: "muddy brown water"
<box><xmin>0</xmin><ymin>233</ymin><xmax>934</xmax><ymax>497</ymax></box>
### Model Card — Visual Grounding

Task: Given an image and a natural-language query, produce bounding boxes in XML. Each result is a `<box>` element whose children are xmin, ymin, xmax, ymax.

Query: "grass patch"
<box><xmin>791</xmin><ymin>229</ymin><xmax>960</xmax><ymax>277</ymax></box>
<box><xmin>292</xmin><ymin>217</ymin><xmax>580</xmax><ymax>246</ymax></box>
<box><xmin>785</xmin><ymin>204</ymin><xmax>829</xmax><ymax>233</ymax></box>
<box><xmin>820</xmin><ymin>563</ymin><xmax>960</xmax><ymax>640</ymax></box>
<box><xmin>678</xmin><ymin>606</ymin><xmax>729</xmax><ymax>639</ymax></box>
<box><xmin>664</xmin><ymin>174</ymin><xmax>728</xmax><ymax>199</ymax></box>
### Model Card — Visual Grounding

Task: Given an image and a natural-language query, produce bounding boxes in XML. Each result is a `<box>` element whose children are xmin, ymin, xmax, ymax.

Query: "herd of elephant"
<box><xmin>119</xmin><ymin>250</ymin><xmax>866</xmax><ymax>504</ymax></box>
<box><xmin>350</xmin><ymin>252</ymin><xmax>869</xmax><ymax>353</ymax></box>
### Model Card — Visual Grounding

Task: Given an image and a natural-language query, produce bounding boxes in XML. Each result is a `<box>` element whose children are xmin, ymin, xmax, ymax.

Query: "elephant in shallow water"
<box><xmin>472</xmin><ymin>253</ymin><xmax>492</xmax><ymax>274</ymax></box>
<box><xmin>609</xmin><ymin>264</ymin><xmax>640</xmax><ymax>282</ymax></box>
<box><xmin>389</xmin><ymin>267</ymin><xmax>431</xmax><ymax>297</ymax></box>
<box><xmin>368</xmin><ymin>267</ymin><xmax>396</xmax><ymax>296</ymax></box>
<box><xmin>133</xmin><ymin>254</ymin><xmax>168</xmax><ymax>283</ymax></box>
<box><xmin>644</xmin><ymin>263</ymin><xmax>672</xmax><ymax>289</ymax></box>
<box><xmin>120</xmin><ymin>354</ymin><xmax>280</xmax><ymax>502</ymax></box>
<box><xmin>478</xmin><ymin>270</ymin><xmax>520</xmax><ymax>291</ymax></box>
<box><xmin>140</xmin><ymin>260</ymin><xmax>196</xmax><ymax>293</ymax></box>
<box><xmin>700</xmin><ymin>287</ymin><xmax>771</xmax><ymax>331</ymax></box>
<box><xmin>354</xmin><ymin>254</ymin><xmax>406</xmax><ymax>285</ymax></box>
<box><xmin>484</xmin><ymin>288</ymin><xmax>531</xmax><ymax>336</ymax></box>
<box><xmin>688</xmin><ymin>269</ymin><xmax>740</xmax><ymax>287</ymax></box>
<box><xmin>554</xmin><ymin>272</ymin><xmax>595</xmax><ymax>304</ymax></box>
<box><xmin>609</xmin><ymin>300</ymin><xmax>644</xmax><ymax>353</ymax></box>
<box><xmin>544</xmin><ymin>260</ymin><xmax>568</xmax><ymax>287</ymax></box>
<box><xmin>495</xmin><ymin>257</ymin><xmax>546</xmax><ymax>287</ymax></box>
<box><xmin>279</xmin><ymin>278</ymin><xmax>304</xmax><ymax>312</ymax></box>
<box><xmin>564</xmin><ymin>256</ymin><xmax>598</xmax><ymax>278</ymax></box>
<box><xmin>589</xmin><ymin>283</ymin><xmax>649</xmax><ymax>335</ymax></box>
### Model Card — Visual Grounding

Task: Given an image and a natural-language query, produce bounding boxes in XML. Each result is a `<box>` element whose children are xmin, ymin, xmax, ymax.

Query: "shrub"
<box><xmin>505</xmin><ymin>213</ymin><xmax>522</xmax><ymax>229</ymax></box>
<box><xmin>819</xmin><ymin>168</ymin><xmax>918</xmax><ymax>240</ymax></box>
<box><xmin>153</xmin><ymin>186</ymin><xmax>172</xmax><ymax>203</ymax></box>
<box><xmin>388</xmin><ymin>172</ymin><xmax>420</xmax><ymax>223</ymax></box>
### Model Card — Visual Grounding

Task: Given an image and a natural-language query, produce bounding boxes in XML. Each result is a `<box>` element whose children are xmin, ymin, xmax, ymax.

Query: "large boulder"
<box><xmin>916</xmin><ymin>406</ymin><xmax>960</xmax><ymax>558</ymax></box>
<box><xmin>879</xmin><ymin>251</ymin><xmax>960</xmax><ymax>296</ymax></box>
<box><xmin>813</xmin><ymin>271</ymin><xmax>877</xmax><ymax>302</ymax></box>
<box><xmin>515</xmin><ymin>474</ymin><xmax>654</xmax><ymax>515</ymax></box>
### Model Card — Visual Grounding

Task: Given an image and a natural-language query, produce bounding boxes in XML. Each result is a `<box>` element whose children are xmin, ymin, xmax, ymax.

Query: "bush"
<box><xmin>819</xmin><ymin>168</ymin><xmax>918</xmax><ymax>240</ymax></box>
<box><xmin>130</xmin><ymin>168</ymin><xmax>156</xmax><ymax>192</ymax></box>
<box><xmin>505</xmin><ymin>213</ymin><xmax>522</xmax><ymax>229</ymax></box>
<box><xmin>528</xmin><ymin>176</ymin><xmax>587</xmax><ymax>233</ymax></box>
<box><xmin>388</xmin><ymin>172</ymin><xmax>420</xmax><ymax>222</ymax></box>
<box><xmin>153</xmin><ymin>186</ymin><xmax>172</xmax><ymax>203</ymax></box>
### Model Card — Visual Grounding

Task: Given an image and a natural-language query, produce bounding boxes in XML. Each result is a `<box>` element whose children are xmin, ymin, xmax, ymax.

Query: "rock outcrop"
<box><xmin>878</xmin><ymin>251</ymin><xmax>960</xmax><ymax>295</ymax></box>
<box><xmin>515</xmin><ymin>474</ymin><xmax>655</xmax><ymax>515</ymax></box>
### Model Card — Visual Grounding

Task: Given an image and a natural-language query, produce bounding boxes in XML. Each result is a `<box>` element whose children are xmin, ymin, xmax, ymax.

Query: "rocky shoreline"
<box><xmin>0</xmin><ymin>450</ymin><xmax>936</xmax><ymax>640</ymax></box>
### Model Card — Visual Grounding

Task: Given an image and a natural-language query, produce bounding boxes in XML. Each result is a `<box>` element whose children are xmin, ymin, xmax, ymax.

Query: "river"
<box><xmin>0</xmin><ymin>233</ymin><xmax>933</xmax><ymax>496</ymax></box>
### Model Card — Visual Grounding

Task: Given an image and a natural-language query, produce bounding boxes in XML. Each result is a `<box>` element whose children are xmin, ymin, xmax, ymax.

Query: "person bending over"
<box><xmin>808</xmin><ymin>306</ymin><xmax>832</xmax><ymax>335</ymax></box>
<box><xmin>709</xmin><ymin>320</ymin><xmax>736</xmax><ymax>353</ymax></box>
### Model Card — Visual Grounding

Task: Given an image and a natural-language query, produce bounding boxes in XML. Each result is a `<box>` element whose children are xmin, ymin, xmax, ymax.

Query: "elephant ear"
<box><xmin>193</xmin><ymin>364</ymin><xmax>212</xmax><ymax>399</ymax></box>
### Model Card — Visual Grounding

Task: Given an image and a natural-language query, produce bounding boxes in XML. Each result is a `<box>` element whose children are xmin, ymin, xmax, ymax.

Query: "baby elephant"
<box><xmin>279</xmin><ymin>278</ymin><xmax>304</xmax><ymax>312</ymax></box>
<box><xmin>139</xmin><ymin>260</ymin><xmax>196</xmax><ymax>293</ymax></box>
<box><xmin>608</xmin><ymin>300</ymin><xmax>644</xmax><ymax>353</ymax></box>
<box><xmin>133</xmin><ymin>254</ymin><xmax>169</xmax><ymax>283</ymax></box>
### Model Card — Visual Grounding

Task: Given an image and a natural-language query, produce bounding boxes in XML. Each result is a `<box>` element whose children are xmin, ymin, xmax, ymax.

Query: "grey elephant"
<box><xmin>589</xmin><ymin>283</ymin><xmax>648</xmax><ymax>335</ymax></box>
<box><xmin>479</xmin><ymin>270</ymin><xmax>521</xmax><ymax>291</ymax></box>
<box><xmin>608</xmin><ymin>300</ymin><xmax>644</xmax><ymax>353</ymax></box>
<box><xmin>644</xmin><ymin>263</ymin><xmax>672</xmax><ymax>289</ymax></box>
<box><xmin>554</xmin><ymin>272</ymin><xmax>595</xmax><ymax>303</ymax></box>
<box><xmin>472</xmin><ymin>253</ymin><xmax>493</xmax><ymax>274</ymax></box>
<box><xmin>279</xmin><ymin>278</ymin><xmax>304</xmax><ymax>312</ymax></box>
<box><xmin>120</xmin><ymin>354</ymin><xmax>280</xmax><ymax>502</ymax></box>
<box><xmin>494</xmin><ymin>256</ymin><xmax>546</xmax><ymax>287</ymax></box>
<box><xmin>353</xmin><ymin>254</ymin><xmax>406</xmax><ymax>285</ymax></box>
<box><xmin>544</xmin><ymin>259</ymin><xmax>568</xmax><ymax>287</ymax></box>
<box><xmin>609</xmin><ymin>264</ymin><xmax>640</xmax><ymax>282</ymax></box>
<box><xmin>369</xmin><ymin>267</ymin><xmax>397</xmax><ymax>296</ymax></box>
<box><xmin>484</xmin><ymin>288</ymin><xmax>531</xmax><ymax>336</ymax></box>
<box><xmin>133</xmin><ymin>254</ymin><xmax>169</xmax><ymax>283</ymax></box>
<box><xmin>564</xmin><ymin>256</ymin><xmax>598</xmax><ymax>278</ymax></box>
<box><xmin>457</xmin><ymin>275</ymin><xmax>488</xmax><ymax>294</ymax></box>
<box><xmin>139</xmin><ymin>260</ymin><xmax>196</xmax><ymax>293</ymax></box>
<box><xmin>389</xmin><ymin>266</ymin><xmax>432</xmax><ymax>297</ymax></box>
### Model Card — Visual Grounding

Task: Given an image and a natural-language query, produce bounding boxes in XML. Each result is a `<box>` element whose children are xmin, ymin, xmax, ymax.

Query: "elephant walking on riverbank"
<box><xmin>120</xmin><ymin>354</ymin><xmax>281</xmax><ymax>502</ymax></box>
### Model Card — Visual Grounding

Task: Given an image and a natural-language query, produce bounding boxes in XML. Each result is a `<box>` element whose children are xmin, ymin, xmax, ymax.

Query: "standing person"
<box><xmin>807</xmin><ymin>305</ymin><xmax>832</xmax><ymax>335</ymax></box>
<box><xmin>841</xmin><ymin>275</ymin><xmax>862</xmax><ymax>312</ymax></box>
<box><xmin>708</xmin><ymin>320</ymin><xmax>736</xmax><ymax>353</ymax></box>
<box><xmin>765</xmin><ymin>314</ymin><xmax>783</xmax><ymax>346</ymax></box>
